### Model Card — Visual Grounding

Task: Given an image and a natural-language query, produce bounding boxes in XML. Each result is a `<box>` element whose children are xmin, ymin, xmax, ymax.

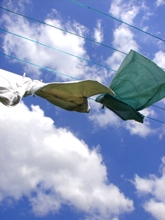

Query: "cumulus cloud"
<box><xmin>105</xmin><ymin>0</ymin><xmax>140</xmax><ymax>72</ymax></box>
<box><xmin>109</xmin><ymin>0</ymin><xmax>139</xmax><ymax>24</ymax></box>
<box><xmin>161</xmin><ymin>98</ymin><xmax>165</xmax><ymax>105</ymax></box>
<box><xmin>106</xmin><ymin>24</ymin><xmax>139</xmax><ymax>71</ymax></box>
<box><xmin>106</xmin><ymin>0</ymin><xmax>140</xmax><ymax>71</ymax></box>
<box><xmin>0</xmin><ymin>102</ymin><xmax>134</xmax><ymax>219</ymax></box>
<box><xmin>1</xmin><ymin>0</ymin><xmax>111</xmax><ymax>84</ymax></box>
<box><xmin>88</xmin><ymin>100</ymin><xmax>154</xmax><ymax>137</ymax></box>
<box><xmin>133</xmin><ymin>157</ymin><xmax>165</xmax><ymax>220</ymax></box>
<box><xmin>106</xmin><ymin>50</ymin><xmax>125</xmax><ymax>73</ymax></box>
<box><xmin>89</xmin><ymin>108</ymin><xmax>120</xmax><ymax>128</ymax></box>
<box><xmin>112</xmin><ymin>25</ymin><xmax>138</xmax><ymax>52</ymax></box>
<box><xmin>1</xmin><ymin>0</ymin><xmax>31</xmax><ymax>13</ymax></box>
<box><xmin>125</xmin><ymin>120</ymin><xmax>153</xmax><ymax>137</ymax></box>
<box><xmin>1</xmin><ymin>9</ymin><xmax>88</xmax><ymax>79</ymax></box>
<box><xmin>153</xmin><ymin>51</ymin><xmax>165</xmax><ymax>69</ymax></box>
<box><xmin>105</xmin><ymin>24</ymin><xmax>139</xmax><ymax>71</ymax></box>
<box><xmin>93</xmin><ymin>20</ymin><xmax>103</xmax><ymax>43</ymax></box>
<box><xmin>156</xmin><ymin>0</ymin><xmax>165</xmax><ymax>7</ymax></box>
<box><xmin>125</xmin><ymin>108</ymin><xmax>155</xmax><ymax>137</ymax></box>
<box><xmin>88</xmin><ymin>99</ymin><xmax>121</xmax><ymax>128</ymax></box>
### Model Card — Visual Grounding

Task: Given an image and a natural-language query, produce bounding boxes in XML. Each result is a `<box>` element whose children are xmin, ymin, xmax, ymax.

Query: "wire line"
<box><xmin>0</xmin><ymin>52</ymin><xmax>80</xmax><ymax>80</ymax></box>
<box><xmin>0</xmin><ymin>6</ymin><xmax>127</xmax><ymax>55</ymax></box>
<box><xmin>152</xmin><ymin>104</ymin><xmax>165</xmax><ymax>111</ymax></box>
<box><xmin>70</xmin><ymin>0</ymin><xmax>165</xmax><ymax>43</ymax></box>
<box><xmin>0</xmin><ymin>28</ymin><xmax>116</xmax><ymax>72</ymax></box>
<box><xmin>146</xmin><ymin>116</ymin><xmax>165</xmax><ymax>124</ymax></box>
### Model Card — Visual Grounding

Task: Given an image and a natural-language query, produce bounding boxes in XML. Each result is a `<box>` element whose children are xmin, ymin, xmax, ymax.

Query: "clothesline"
<box><xmin>0</xmin><ymin>52</ymin><xmax>79</xmax><ymax>80</ymax></box>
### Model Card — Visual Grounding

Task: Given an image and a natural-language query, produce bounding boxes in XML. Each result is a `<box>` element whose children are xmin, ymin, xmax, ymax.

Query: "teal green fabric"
<box><xmin>96</xmin><ymin>50</ymin><xmax>165</xmax><ymax>123</ymax></box>
<box><xmin>96</xmin><ymin>94</ymin><xmax>144</xmax><ymax>123</ymax></box>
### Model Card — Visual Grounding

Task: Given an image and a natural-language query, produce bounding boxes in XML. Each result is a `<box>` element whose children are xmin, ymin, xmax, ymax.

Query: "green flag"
<box><xmin>96</xmin><ymin>50</ymin><xmax>165</xmax><ymax>123</ymax></box>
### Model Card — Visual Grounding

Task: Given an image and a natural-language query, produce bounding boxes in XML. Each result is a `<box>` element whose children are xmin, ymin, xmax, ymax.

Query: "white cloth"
<box><xmin>0</xmin><ymin>69</ymin><xmax>32</xmax><ymax>106</ymax></box>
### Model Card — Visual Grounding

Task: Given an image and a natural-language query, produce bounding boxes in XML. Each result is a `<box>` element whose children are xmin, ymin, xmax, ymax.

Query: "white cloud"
<box><xmin>153</xmin><ymin>51</ymin><xmax>165</xmax><ymax>69</ymax></box>
<box><xmin>88</xmin><ymin>100</ymin><xmax>154</xmax><ymax>137</ymax></box>
<box><xmin>1</xmin><ymin>1</ymin><xmax>111</xmax><ymax>85</ymax></box>
<box><xmin>89</xmin><ymin>108</ymin><xmax>121</xmax><ymax>128</ymax></box>
<box><xmin>125</xmin><ymin>120</ymin><xmax>153</xmax><ymax>137</ymax></box>
<box><xmin>161</xmin><ymin>98</ymin><xmax>165</xmax><ymax>105</ymax></box>
<box><xmin>133</xmin><ymin>157</ymin><xmax>165</xmax><ymax>220</ymax></box>
<box><xmin>1</xmin><ymin>0</ymin><xmax>31</xmax><ymax>13</ymax></box>
<box><xmin>144</xmin><ymin>199</ymin><xmax>165</xmax><ymax>220</ymax></box>
<box><xmin>2</xmin><ymin>0</ymin><xmax>109</xmax><ymax>82</ymax></box>
<box><xmin>1</xmin><ymin>10</ymin><xmax>88</xmax><ymax>79</ymax></box>
<box><xmin>106</xmin><ymin>0</ymin><xmax>139</xmax><ymax>71</ymax></box>
<box><xmin>93</xmin><ymin>20</ymin><xmax>103</xmax><ymax>43</ymax></box>
<box><xmin>106</xmin><ymin>51</ymin><xmax>125</xmax><ymax>73</ymax></box>
<box><xmin>109</xmin><ymin>0</ymin><xmax>139</xmax><ymax>24</ymax></box>
<box><xmin>156</xmin><ymin>0</ymin><xmax>165</xmax><ymax>7</ymax></box>
<box><xmin>0</xmin><ymin>102</ymin><xmax>134</xmax><ymax>219</ymax></box>
<box><xmin>88</xmin><ymin>99</ymin><xmax>121</xmax><ymax>128</ymax></box>
<box><xmin>125</xmin><ymin>108</ymin><xmax>155</xmax><ymax>137</ymax></box>
<box><xmin>112</xmin><ymin>25</ymin><xmax>138</xmax><ymax>52</ymax></box>
<box><xmin>106</xmin><ymin>24</ymin><xmax>139</xmax><ymax>71</ymax></box>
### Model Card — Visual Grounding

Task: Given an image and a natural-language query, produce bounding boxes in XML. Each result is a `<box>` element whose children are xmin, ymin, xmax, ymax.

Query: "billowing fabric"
<box><xmin>0</xmin><ymin>69</ymin><xmax>114</xmax><ymax>113</ymax></box>
<box><xmin>33</xmin><ymin>80</ymin><xmax>114</xmax><ymax>113</ymax></box>
<box><xmin>96</xmin><ymin>50</ymin><xmax>165</xmax><ymax>123</ymax></box>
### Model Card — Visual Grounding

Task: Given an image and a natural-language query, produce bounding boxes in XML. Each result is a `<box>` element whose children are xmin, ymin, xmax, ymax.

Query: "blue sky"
<box><xmin>0</xmin><ymin>0</ymin><xmax>165</xmax><ymax>220</ymax></box>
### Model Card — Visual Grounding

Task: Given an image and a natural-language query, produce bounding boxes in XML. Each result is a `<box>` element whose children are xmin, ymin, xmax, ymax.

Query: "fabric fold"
<box><xmin>96</xmin><ymin>94</ymin><xmax>144</xmax><ymax>123</ymax></box>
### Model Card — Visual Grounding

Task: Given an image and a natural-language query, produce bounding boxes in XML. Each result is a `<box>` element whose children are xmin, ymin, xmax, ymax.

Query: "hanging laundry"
<box><xmin>96</xmin><ymin>50</ymin><xmax>165</xmax><ymax>123</ymax></box>
<box><xmin>0</xmin><ymin>69</ymin><xmax>114</xmax><ymax>113</ymax></box>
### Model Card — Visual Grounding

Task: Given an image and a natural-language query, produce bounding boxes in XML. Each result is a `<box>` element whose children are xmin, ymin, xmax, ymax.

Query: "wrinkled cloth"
<box><xmin>0</xmin><ymin>69</ymin><xmax>114</xmax><ymax>112</ymax></box>
<box><xmin>96</xmin><ymin>50</ymin><xmax>165</xmax><ymax>123</ymax></box>
<box><xmin>32</xmin><ymin>80</ymin><xmax>114</xmax><ymax>113</ymax></box>
<box><xmin>0</xmin><ymin>69</ymin><xmax>32</xmax><ymax>106</ymax></box>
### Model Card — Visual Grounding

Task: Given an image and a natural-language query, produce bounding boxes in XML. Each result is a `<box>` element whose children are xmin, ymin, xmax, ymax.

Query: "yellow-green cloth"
<box><xmin>35</xmin><ymin>80</ymin><xmax>114</xmax><ymax>113</ymax></box>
